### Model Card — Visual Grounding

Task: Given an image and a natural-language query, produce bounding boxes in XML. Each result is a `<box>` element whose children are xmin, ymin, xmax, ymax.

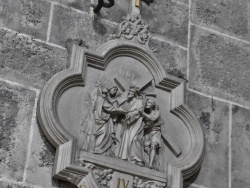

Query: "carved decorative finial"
<box><xmin>116</xmin><ymin>14</ymin><xmax>150</xmax><ymax>46</ymax></box>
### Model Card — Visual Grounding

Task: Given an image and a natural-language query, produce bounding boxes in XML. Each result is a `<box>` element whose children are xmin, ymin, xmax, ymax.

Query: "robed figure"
<box><xmin>140</xmin><ymin>99</ymin><xmax>163</xmax><ymax>169</ymax></box>
<box><xmin>91</xmin><ymin>86</ymin><xmax>117</xmax><ymax>156</ymax></box>
<box><xmin>117</xmin><ymin>85</ymin><xmax>144</xmax><ymax>166</ymax></box>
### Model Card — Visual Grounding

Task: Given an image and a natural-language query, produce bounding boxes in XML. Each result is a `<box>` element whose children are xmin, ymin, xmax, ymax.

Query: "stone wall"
<box><xmin>0</xmin><ymin>0</ymin><xmax>249</xmax><ymax>188</ymax></box>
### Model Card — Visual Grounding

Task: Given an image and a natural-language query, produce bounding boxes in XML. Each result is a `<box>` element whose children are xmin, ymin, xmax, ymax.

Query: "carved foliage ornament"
<box><xmin>37</xmin><ymin>39</ymin><xmax>204</xmax><ymax>188</ymax></box>
<box><xmin>81</xmin><ymin>162</ymin><xmax>113</xmax><ymax>187</ymax></box>
<box><xmin>117</xmin><ymin>14</ymin><xmax>150</xmax><ymax>46</ymax></box>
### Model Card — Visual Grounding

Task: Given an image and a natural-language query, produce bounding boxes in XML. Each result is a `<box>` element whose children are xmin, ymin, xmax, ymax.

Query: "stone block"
<box><xmin>191</xmin><ymin>0</ymin><xmax>250</xmax><ymax>41</ymax></box>
<box><xmin>25</xmin><ymin>120</ymin><xmax>77</xmax><ymax>188</ymax></box>
<box><xmin>0</xmin><ymin>29</ymin><xmax>68</xmax><ymax>89</ymax></box>
<box><xmin>50</xmin><ymin>0</ymin><xmax>130</xmax><ymax>23</ymax></box>
<box><xmin>174</xmin><ymin>0</ymin><xmax>188</xmax><ymax>5</ymax></box>
<box><xmin>0</xmin><ymin>180</ymin><xmax>77</xmax><ymax>188</ymax></box>
<box><xmin>0</xmin><ymin>81</ymin><xmax>36</xmax><ymax>182</ymax></box>
<box><xmin>189</xmin><ymin>25</ymin><xmax>250</xmax><ymax>107</ymax></box>
<box><xmin>47</xmin><ymin>0</ymin><xmax>90</xmax><ymax>13</ymax></box>
<box><xmin>185</xmin><ymin>91</ymin><xmax>229</xmax><ymax>188</ymax></box>
<box><xmin>25</xmin><ymin>120</ymin><xmax>58</xmax><ymax>188</ymax></box>
<box><xmin>141</xmin><ymin>0</ymin><xmax>189</xmax><ymax>47</ymax></box>
<box><xmin>149</xmin><ymin>37</ymin><xmax>187</xmax><ymax>79</ymax></box>
<box><xmin>0</xmin><ymin>0</ymin><xmax>51</xmax><ymax>40</ymax></box>
<box><xmin>231</xmin><ymin>106</ymin><xmax>250</xmax><ymax>187</ymax></box>
<box><xmin>49</xmin><ymin>5</ymin><xmax>117</xmax><ymax>50</ymax></box>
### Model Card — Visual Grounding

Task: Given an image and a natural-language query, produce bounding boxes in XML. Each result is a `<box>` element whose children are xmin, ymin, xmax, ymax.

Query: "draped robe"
<box><xmin>118</xmin><ymin>97</ymin><xmax>144</xmax><ymax>164</ymax></box>
<box><xmin>92</xmin><ymin>93</ymin><xmax>115</xmax><ymax>155</ymax></box>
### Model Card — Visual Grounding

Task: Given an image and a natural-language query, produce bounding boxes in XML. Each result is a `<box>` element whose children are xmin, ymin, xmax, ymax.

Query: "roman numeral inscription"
<box><xmin>116</xmin><ymin>178</ymin><xmax>129</xmax><ymax>188</ymax></box>
<box><xmin>109</xmin><ymin>172</ymin><xmax>133</xmax><ymax>188</ymax></box>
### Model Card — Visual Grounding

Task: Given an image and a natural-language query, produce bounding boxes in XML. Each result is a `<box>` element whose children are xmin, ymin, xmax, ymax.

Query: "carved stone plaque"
<box><xmin>37</xmin><ymin>39</ymin><xmax>204</xmax><ymax>188</ymax></box>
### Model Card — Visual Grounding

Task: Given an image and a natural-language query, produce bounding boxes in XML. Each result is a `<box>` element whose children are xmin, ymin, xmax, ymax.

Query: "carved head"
<box><xmin>109</xmin><ymin>86</ymin><xmax>118</xmax><ymax>96</ymax></box>
<box><xmin>127</xmin><ymin>85</ymin><xmax>140</xmax><ymax>99</ymax></box>
<box><xmin>101</xmin><ymin>87</ymin><xmax>109</xmax><ymax>95</ymax></box>
<box><xmin>145</xmin><ymin>99</ymin><xmax>156</xmax><ymax>109</ymax></box>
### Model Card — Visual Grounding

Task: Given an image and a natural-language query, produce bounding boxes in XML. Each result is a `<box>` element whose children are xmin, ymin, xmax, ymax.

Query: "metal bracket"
<box><xmin>93</xmin><ymin>0</ymin><xmax>115</xmax><ymax>13</ymax></box>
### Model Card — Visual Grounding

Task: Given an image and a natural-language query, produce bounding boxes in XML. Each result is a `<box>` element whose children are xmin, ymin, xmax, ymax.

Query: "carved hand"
<box><xmin>138</xmin><ymin>109</ymin><xmax>144</xmax><ymax>116</ymax></box>
<box><xmin>112</xmin><ymin>108</ymin><xmax>128</xmax><ymax>115</ymax></box>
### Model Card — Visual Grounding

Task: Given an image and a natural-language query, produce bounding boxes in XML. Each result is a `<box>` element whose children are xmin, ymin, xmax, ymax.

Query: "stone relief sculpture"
<box><xmin>91</xmin><ymin>85</ymin><xmax>115</xmax><ymax>156</ymax></box>
<box><xmin>38</xmin><ymin>41</ymin><xmax>205</xmax><ymax>188</ymax></box>
<box><xmin>81</xmin><ymin>161</ymin><xmax>113</xmax><ymax>187</ymax></box>
<box><xmin>115</xmin><ymin>85</ymin><xmax>144</xmax><ymax>166</ymax></box>
<box><xmin>81</xmin><ymin>76</ymin><xmax>181</xmax><ymax>171</ymax></box>
<box><xmin>83</xmin><ymin>77</ymin><xmax>120</xmax><ymax>156</ymax></box>
<box><xmin>37</xmin><ymin>0</ymin><xmax>204</xmax><ymax>186</ymax></box>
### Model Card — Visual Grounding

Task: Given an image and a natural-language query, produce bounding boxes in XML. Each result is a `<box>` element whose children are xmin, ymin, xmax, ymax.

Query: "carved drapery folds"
<box><xmin>80</xmin><ymin>77</ymin><xmax>181</xmax><ymax>171</ymax></box>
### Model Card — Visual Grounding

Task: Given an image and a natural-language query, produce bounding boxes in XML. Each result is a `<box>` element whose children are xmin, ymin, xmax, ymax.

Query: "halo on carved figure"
<box><xmin>37</xmin><ymin>39</ymin><xmax>204</xmax><ymax>188</ymax></box>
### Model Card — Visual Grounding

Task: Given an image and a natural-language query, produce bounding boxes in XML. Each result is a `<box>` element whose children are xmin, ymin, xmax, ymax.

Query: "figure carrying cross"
<box><xmin>111</xmin><ymin>76</ymin><xmax>182</xmax><ymax>169</ymax></box>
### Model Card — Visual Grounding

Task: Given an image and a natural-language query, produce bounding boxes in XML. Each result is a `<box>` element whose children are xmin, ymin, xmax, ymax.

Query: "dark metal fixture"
<box><xmin>93</xmin><ymin>0</ymin><xmax>115</xmax><ymax>13</ymax></box>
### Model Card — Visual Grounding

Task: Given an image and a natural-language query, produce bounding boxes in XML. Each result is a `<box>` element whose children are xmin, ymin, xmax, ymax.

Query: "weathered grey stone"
<box><xmin>0</xmin><ymin>81</ymin><xmax>36</xmax><ymax>181</ymax></box>
<box><xmin>141</xmin><ymin>0</ymin><xmax>189</xmax><ymax>47</ymax></box>
<box><xmin>191</xmin><ymin>0</ymin><xmax>250</xmax><ymax>41</ymax></box>
<box><xmin>189</xmin><ymin>25</ymin><xmax>250</xmax><ymax>107</ymax></box>
<box><xmin>186</xmin><ymin>91</ymin><xmax>229</xmax><ymax>188</ymax></box>
<box><xmin>0</xmin><ymin>180</ymin><xmax>77</xmax><ymax>188</ymax></box>
<box><xmin>47</xmin><ymin>0</ymin><xmax>91</xmax><ymax>13</ymax></box>
<box><xmin>231</xmin><ymin>106</ymin><xmax>250</xmax><ymax>187</ymax></box>
<box><xmin>149</xmin><ymin>37</ymin><xmax>187</xmax><ymax>79</ymax></box>
<box><xmin>26</xmin><ymin>121</ymin><xmax>78</xmax><ymax>188</ymax></box>
<box><xmin>0</xmin><ymin>181</ymin><xmax>33</xmax><ymax>188</ymax></box>
<box><xmin>49</xmin><ymin>5</ymin><xmax>117</xmax><ymax>49</ymax></box>
<box><xmin>173</xmin><ymin>0</ymin><xmax>188</xmax><ymax>5</ymax></box>
<box><xmin>0</xmin><ymin>0</ymin><xmax>51</xmax><ymax>40</ymax></box>
<box><xmin>0</xmin><ymin>29</ymin><xmax>68</xmax><ymax>89</ymax></box>
<box><xmin>46</xmin><ymin>0</ymin><xmax>129</xmax><ymax>21</ymax></box>
<box><xmin>25</xmin><ymin>120</ymin><xmax>57</xmax><ymax>188</ymax></box>
<box><xmin>96</xmin><ymin>0</ymin><xmax>130</xmax><ymax>23</ymax></box>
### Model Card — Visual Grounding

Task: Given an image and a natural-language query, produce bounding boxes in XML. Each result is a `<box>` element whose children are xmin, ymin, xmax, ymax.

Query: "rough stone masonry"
<box><xmin>0</xmin><ymin>0</ymin><xmax>249</xmax><ymax>188</ymax></box>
